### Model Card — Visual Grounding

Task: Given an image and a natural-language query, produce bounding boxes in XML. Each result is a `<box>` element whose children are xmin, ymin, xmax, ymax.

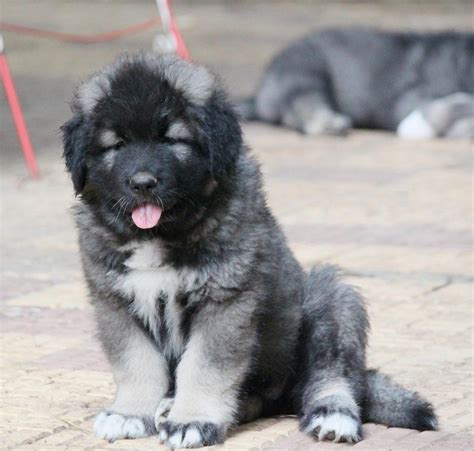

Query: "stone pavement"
<box><xmin>1</xmin><ymin>1</ymin><xmax>473</xmax><ymax>450</ymax></box>
<box><xmin>2</xmin><ymin>128</ymin><xmax>473</xmax><ymax>450</ymax></box>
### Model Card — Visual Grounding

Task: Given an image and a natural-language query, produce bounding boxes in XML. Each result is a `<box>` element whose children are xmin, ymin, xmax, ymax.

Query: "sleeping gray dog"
<box><xmin>237</xmin><ymin>28</ymin><xmax>474</xmax><ymax>138</ymax></box>
<box><xmin>62</xmin><ymin>53</ymin><xmax>436</xmax><ymax>448</ymax></box>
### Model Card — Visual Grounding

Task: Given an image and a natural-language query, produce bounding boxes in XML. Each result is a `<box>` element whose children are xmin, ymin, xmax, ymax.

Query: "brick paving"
<box><xmin>1</xmin><ymin>1</ymin><xmax>472</xmax><ymax>450</ymax></box>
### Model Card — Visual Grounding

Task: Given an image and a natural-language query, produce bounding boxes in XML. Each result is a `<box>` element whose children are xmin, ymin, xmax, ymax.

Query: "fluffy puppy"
<box><xmin>62</xmin><ymin>53</ymin><xmax>437</xmax><ymax>448</ymax></box>
<box><xmin>237</xmin><ymin>27</ymin><xmax>474</xmax><ymax>138</ymax></box>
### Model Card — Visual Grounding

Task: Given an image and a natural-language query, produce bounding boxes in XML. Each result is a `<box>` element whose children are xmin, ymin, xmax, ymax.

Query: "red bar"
<box><xmin>0</xmin><ymin>54</ymin><xmax>39</xmax><ymax>178</ymax></box>
<box><xmin>166</xmin><ymin>0</ymin><xmax>190</xmax><ymax>60</ymax></box>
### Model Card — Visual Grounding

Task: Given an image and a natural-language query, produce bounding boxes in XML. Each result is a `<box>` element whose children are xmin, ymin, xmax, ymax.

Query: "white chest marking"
<box><xmin>118</xmin><ymin>241</ymin><xmax>196</xmax><ymax>356</ymax></box>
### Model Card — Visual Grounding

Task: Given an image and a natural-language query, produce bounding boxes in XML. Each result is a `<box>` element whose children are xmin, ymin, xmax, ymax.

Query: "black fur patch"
<box><xmin>410</xmin><ymin>402</ymin><xmax>438</xmax><ymax>431</ymax></box>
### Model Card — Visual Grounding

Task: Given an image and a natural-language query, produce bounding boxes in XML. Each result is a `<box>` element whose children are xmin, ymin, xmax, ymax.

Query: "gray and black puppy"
<box><xmin>62</xmin><ymin>53</ymin><xmax>437</xmax><ymax>448</ymax></box>
<box><xmin>238</xmin><ymin>28</ymin><xmax>474</xmax><ymax>138</ymax></box>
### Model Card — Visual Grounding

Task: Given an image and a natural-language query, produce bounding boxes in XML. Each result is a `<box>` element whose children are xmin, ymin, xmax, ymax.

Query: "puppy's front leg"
<box><xmin>157</xmin><ymin>299</ymin><xmax>256</xmax><ymax>448</ymax></box>
<box><xmin>93</xmin><ymin>303</ymin><xmax>169</xmax><ymax>442</ymax></box>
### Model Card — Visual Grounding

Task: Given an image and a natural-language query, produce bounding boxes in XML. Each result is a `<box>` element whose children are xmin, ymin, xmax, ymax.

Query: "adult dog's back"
<box><xmin>238</xmin><ymin>28</ymin><xmax>474</xmax><ymax>138</ymax></box>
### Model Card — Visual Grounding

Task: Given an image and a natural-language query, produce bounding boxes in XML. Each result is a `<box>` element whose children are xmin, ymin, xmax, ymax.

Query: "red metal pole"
<box><xmin>155</xmin><ymin>0</ymin><xmax>190</xmax><ymax>60</ymax></box>
<box><xmin>166</xmin><ymin>0</ymin><xmax>190</xmax><ymax>60</ymax></box>
<box><xmin>0</xmin><ymin>53</ymin><xmax>39</xmax><ymax>177</ymax></box>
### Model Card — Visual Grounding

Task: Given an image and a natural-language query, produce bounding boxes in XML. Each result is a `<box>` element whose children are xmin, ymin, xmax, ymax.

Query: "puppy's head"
<box><xmin>62</xmin><ymin>53</ymin><xmax>242</xmax><ymax>238</ymax></box>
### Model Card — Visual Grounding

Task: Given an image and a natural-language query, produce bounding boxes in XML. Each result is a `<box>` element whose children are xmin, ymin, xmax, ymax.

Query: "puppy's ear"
<box><xmin>200</xmin><ymin>96</ymin><xmax>243</xmax><ymax>178</ymax></box>
<box><xmin>61</xmin><ymin>115</ymin><xmax>90</xmax><ymax>194</ymax></box>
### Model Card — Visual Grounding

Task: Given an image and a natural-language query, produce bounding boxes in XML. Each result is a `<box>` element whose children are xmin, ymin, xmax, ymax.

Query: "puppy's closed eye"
<box><xmin>162</xmin><ymin>137</ymin><xmax>179</xmax><ymax>145</ymax></box>
<box><xmin>108</xmin><ymin>139</ymin><xmax>126</xmax><ymax>151</ymax></box>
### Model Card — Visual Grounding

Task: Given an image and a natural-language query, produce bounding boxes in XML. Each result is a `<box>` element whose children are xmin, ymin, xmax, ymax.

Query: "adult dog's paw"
<box><xmin>300</xmin><ymin>407</ymin><xmax>362</xmax><ymax>443</ymax></box>
<box><xmin>158</xmin><ymin>420</ymin><xmax>225</xmax><ymax>448</ymax></box>
<box><xmin>94</xmin><ymin>410</ymin><xmax>154</xmax><ymax>442</ymax></box>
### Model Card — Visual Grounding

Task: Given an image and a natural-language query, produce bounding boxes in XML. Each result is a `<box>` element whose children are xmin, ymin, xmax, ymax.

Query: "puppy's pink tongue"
<box><xmin>131</xmin><ymin>203</ymin><xmax>162</xmax><ymax>229</ymax></box>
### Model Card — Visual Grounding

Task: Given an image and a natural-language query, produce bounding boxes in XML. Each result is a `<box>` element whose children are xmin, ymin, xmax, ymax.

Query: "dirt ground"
<box><xmin>1</xmin><ymin>1</ymin><xmax>473</xmax><ymax>449</ymax></box>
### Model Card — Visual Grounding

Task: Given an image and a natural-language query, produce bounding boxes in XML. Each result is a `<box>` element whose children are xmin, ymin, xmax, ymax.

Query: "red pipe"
<box><xmin>0</xmin><ymin>53</ymin><xmax>39</xmax><ymax>178</ymax></box>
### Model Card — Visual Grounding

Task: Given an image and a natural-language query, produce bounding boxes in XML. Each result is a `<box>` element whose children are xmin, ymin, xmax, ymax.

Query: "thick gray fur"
<box><xmin>63</xmin><ymin>53</ymin><xmax>437</xmax><ymax>448</ymax></box>
<box><xmin>237</xmin><ymin>27</ymin><xmax>474</xmax><ymax>138</ymax></box>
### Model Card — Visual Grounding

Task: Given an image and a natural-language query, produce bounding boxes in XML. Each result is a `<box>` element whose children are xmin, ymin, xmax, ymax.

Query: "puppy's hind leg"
<box><xmin>295</xmin><ymin>266</ymin><xmax>369</xmax><ymax>443</ymax></box>
<box><xmin>282</xmin><ymin>91</ymin><xmax>352</xmax><ymax>136</ymax></box>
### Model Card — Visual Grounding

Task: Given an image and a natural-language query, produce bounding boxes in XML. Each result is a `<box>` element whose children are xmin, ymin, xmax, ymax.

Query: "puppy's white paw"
<box><xmin>301</xmin><ymin>409</ymin><xmax>362</xmax><ymax>443</ymax></box>
<box><xmin>158</xmin><ymin>420</ymin><xmax>225</xmax><ymax>448</ymax></box>
<box><xmin>154</xmin><ymin>396</ymin><xmax>175</xmax><ymax>427</ymax></box>
<box><xmin>94</xmin><ymin>410</ymin><xmax>151</xmax><ymax>442</ymax></box>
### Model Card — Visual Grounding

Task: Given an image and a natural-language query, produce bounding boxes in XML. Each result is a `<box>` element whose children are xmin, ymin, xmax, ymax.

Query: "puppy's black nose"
<box><xmin>129</xmin><ymin>172</ymin><xmax>157</xmax><ymax>193</ymax></box>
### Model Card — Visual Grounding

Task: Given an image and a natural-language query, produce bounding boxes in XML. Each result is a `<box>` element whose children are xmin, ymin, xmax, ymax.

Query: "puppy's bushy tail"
<box><xmin>234</xmin><ymin>97</ymin><xmax>258</xmax><ymax>121</ymax></box>
<box><xmin>363</xmin><ymin>369</ymin><xmax>438</xmax><ymax>431</ymax></box>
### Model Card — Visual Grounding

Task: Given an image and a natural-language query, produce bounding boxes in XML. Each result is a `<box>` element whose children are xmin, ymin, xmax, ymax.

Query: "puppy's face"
<box><xmin>62</xmin><ymin>54</ymin><xmax>242</xmax><ymax>239</ymax></box>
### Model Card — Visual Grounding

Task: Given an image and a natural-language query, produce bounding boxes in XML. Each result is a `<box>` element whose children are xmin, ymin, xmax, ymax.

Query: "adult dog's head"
<box><xmin>62</xmin><ymin>53</ymin><xmax>242</xmax><ymax>240</ymax></box>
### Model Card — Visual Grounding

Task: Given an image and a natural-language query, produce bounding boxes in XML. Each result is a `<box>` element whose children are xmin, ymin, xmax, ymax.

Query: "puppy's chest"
<box><xmin>117</xmin><ymin>241</ymin><xmax>199</xmax><ymax>357</ymax></box>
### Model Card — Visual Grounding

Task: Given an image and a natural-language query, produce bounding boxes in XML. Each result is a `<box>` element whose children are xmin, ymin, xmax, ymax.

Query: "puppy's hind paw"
<box><xmin>300</xmin><ymin>407</ymin><xmax>362</xmax><ymax>443</ymax></box>
<box><xmin>94</xmin><ymin>410</ymin><xmax>154</xmax><ymax>442</ymax></box>
<box><xmin>158</xmin><ymin>420</ymin><xmax>225</xmax><ymax>448</ymax></box>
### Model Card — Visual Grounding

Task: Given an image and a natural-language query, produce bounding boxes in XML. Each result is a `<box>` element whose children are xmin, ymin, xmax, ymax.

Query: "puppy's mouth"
<box><xmin>131</xmin><ymin>203</ymin><xmax>163</xmax><ymax>229</ymax></box>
